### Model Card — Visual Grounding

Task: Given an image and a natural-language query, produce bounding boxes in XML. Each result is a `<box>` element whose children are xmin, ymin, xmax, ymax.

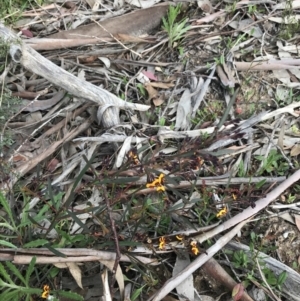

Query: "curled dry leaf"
<box><xmin>12</xmin><ymin>153</ymin><xmax>30</xmax><ymax>163</ymax></box>
<box><xmin>54</xmin><ymin>262</ymin><xmax>83</xmax><ymax>289</ymax></box>
<box><xmin>216</xmin><ymin>63</ymin><xmax>235</xmax><ymax>88</ymax></box>
<box><xmin>98</xmin><ymin>57</ymin><xmax>111</xmax><ymax>69</ymax></box>
<box><xmin>153</xmin><ymin>96</ymin><xmax>165</xmax><ymax>107</ymax></box>
<box><xmin>232</xmin><ymin>283</ymin><xmax>245</xmax><ymax>301</ymax></box>
<box><xmin>145</xmin><ymin>83</ymin><xmax>158</xmax><ymax>101</ymax></box>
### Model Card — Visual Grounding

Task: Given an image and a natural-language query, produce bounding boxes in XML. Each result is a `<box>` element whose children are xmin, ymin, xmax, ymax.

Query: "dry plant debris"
<box><xmin>1</xmin><ymin>0</ymin><xmax>300</xmax><ymax>300</ymax></box>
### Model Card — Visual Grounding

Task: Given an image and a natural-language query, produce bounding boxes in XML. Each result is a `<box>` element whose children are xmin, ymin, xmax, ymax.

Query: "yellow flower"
<box><xmin>156</xmin><ymin>185</ymin><xmax>165</xmax><ymax>192</ymax></box>
<box><xmin>158</xmin><ymin>236</ymin><xmax>166</xmax><ymax>250</ymax></box>
<box><xmin>146</xmin><ymin>174</ymin><xmax>165</xmax><ymax>192</ymax></box>
<box><xmin>41</xmin><ymin>285</ymin><xmax>50</xmax><ymax>299</ymax></box>
<box><xmin>128</xmin><ymin>150</ymin><xmax>139</xmax><ymax>165</ymax></box>
<box><xmin>190</xmin><ymin>241</ymin><xmax>200</xmax><ymax>255</ymax></box>
<box><xmin>176</xmin><ymin>235</ymin><xmax>184</xmax><ymax>241</ymax></box>
<box><xmin>216</xmin><ymin>207</ymin><xmax>228</xmax><ymax>218</ymax></box>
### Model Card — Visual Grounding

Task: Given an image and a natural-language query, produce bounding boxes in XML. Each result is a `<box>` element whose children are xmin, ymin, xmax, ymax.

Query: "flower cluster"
<box><xmin>128</xmin><ymin>150</ymin><xmax>140</xmax><ymax>165</ymax></box>
<box><xmin>41</xmin><ymin>285</ymin><xmax>50</xmax><ymax>299</ymax></box>
<box><xmin>190</xmin><ymin>241</ymin><xmax>200</xmax><ymax>255</ymax></box>
<box><xmin>146</xmin><ymin>173</ymin><xmax>165</xmax><ymax>192</ymax></box>
<box><xmin>216</xmin><ymin>207</ymin><xmax>228</xmax><ymax>218</ymax></box>
<box><xmin>158</xmin><ymin>236</ymin><xmax>166</xmax><ymax>250</ymax></box>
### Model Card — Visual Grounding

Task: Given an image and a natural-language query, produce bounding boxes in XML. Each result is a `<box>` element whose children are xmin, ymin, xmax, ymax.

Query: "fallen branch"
<box><xmin>0</xmin><ymin>248</ymin><xmax>158</xmax><ymax>266</ymax></box>
<box><xmin>0</xmin><ymin>23</ymin><xmax>150</xmax><ymax>129</ymax></box>
<box><xmin>235</xmin><ymin>60</ymin><xmax>300</xmax><ymax>71</ymax></box>
<box><xmin>201</xmin><ymin>258</ymin><xmax>254</xmax><ymax>301</ymax></box>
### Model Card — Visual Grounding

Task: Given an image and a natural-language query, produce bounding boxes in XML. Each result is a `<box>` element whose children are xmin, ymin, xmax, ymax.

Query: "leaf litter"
<box><xmin>1</xmin><ymin>0</ymin><xmax>300</xmax><ymax>301</ymax></box>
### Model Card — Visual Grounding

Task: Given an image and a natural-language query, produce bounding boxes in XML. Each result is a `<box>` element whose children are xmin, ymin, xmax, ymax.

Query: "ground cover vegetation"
<box><xmin>0</xmin><ymin>0</ymin><xmax>300</xmax><ymax>300</ymax></box>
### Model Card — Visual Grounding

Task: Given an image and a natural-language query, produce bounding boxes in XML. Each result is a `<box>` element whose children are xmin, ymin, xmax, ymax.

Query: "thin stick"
<box><xmin>101</xmin><ymin>184</ymin><xmax>121</xmax><ymax>292</ymax></box>
<box><xmin>255</xmin><ymin>258</ymin><xmax>282</xmax><ymax>301</ymax></box>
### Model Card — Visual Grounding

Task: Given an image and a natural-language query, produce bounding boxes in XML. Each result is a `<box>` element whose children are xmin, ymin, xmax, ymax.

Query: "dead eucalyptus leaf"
<box><xmin>101</xmin><ymin>268</ymin><xmax>112</xmax><ymax>301</ymax></box>
<box><xmin>290</xmin><ymin>145</ymin><xmax>300</xmax><ymax>156</ymax></box>
<box><xmin>54</xmin><ymin>262</ymin><xmax>83</xmax><ymax>289</ymax></box>
<box><xmin>197</xmin><ymin>0</ymin><xmax>214</xmax><ymax>13</ymax></box>
<box><xmin>98</xmin><ymin>57</ymin><xmax>111</xmax><ymax>69</ymax></box>
<box><xmin>145</xmin><ymin>83</ymin><xmax>158</xmax><ymax>101</ymax></box>
<box><xmin>175</xmin><ymin>89</ymin><xmax>192</xmax><ymax>130</ymax></box>
<box><xmin>269</xmin><ymin>16</ymin><xmax>300</xmax><ymax>24</ymax></box>
<box><xmin>173</xmin><ymin>251</ymin><xmax>194</xmax><ymax>301</ymax></box>
<box><xmin>148</xmin><ymin>82</ymin><xmax>175</xmax><ymax>89</ymax></box>
<box><xmin>153</xmin><ymin>96</ymin><xmax>164</xmax><ymax>106</ymax></box>
<box><xmin>101</xmin><ymin>260</ymin><xmax>124</xmax><ymax>300</ymax></box>
<box><xmin>115</xmin><ymin>136</ymin><xmax>133</xmax><ymax>168</ymax></box>
<box><xmin>67</xmin><ymin>263</ymin><xmax>83</xmax><ymax>289</ymax></box>
<box><xmin>272</xmin><ymin>1</ymin><xmax>300</xmax><ymax>10</ymax></box>
<box><xmin>216</xmin><ymin>63</ymin><xmax>235</xmax><ymax>88</ymax></box>
<box><xmin>229</xmin><ymin>18</ymin><xmax>263</xmax><ymax>38</ymax></box>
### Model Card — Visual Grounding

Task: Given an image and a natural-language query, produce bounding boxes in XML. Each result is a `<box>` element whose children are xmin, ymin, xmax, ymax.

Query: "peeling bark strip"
<box><xmin>0</xmin><ymin>23</ymin><xmax>150</xmax><ymax>128</ymax></box>
<box><xmin>48</xmin><ymin>4</ymin><xmax>170</xmax><ymax>40</ymax></box>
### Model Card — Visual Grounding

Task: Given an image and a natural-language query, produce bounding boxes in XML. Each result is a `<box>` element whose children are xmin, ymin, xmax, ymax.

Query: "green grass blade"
<box><xmin>23</xmin><ymin>239</ymin><xmax>49</xmax><ymax>248</ymax></box>
<box><xmin>0</xmin><ymin>240</ymin><xmax>17</xmax><ymax>249</ymax></box>
<box><xmin>0</xmin><ymin>289</ymin><xmax>20</xmax><ymax>301</ymax></box>
<box><xmin>25</xmin><ymin>256</ymin><xmax>36</xmax><ymax>285</ymax></box>
<box><xmin>5</xmin><ymin>261</ymin><xmax>26</xmax><ymax>286</ymax></box>
<box><xmin>0</xmin><ymin>223</ymin><xmax>15</xmax><ymax>231</ymax></box>
<box><xmin>0</xmin><ymin>263</ymin><xmax>15</xmax><ymax>284</ymax></box>
<box><xmin>0</xmin><ymin>191</ymin><xmax>16</xmax><ymax>229</ymax></box>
